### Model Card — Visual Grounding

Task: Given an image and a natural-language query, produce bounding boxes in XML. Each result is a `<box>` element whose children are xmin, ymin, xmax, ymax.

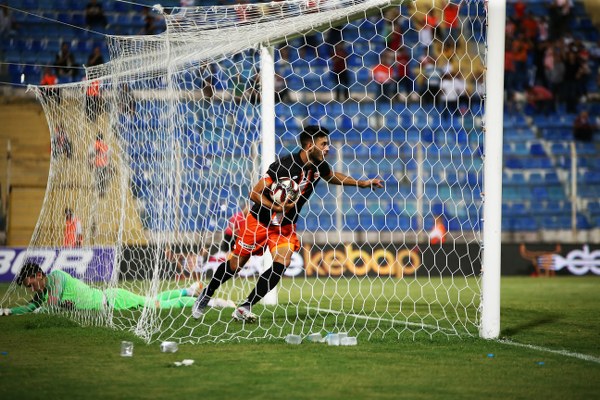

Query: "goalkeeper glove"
<box><xmin>1</xmin><ymin>308</ymin><xmax>11</xmax><ymax>316</ymax></box>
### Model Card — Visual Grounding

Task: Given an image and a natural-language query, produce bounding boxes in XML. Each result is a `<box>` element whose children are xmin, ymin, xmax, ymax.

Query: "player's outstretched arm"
<box><xmin>2</xmin><ymin>290</ymin><xmax>48</xmax><ymax>316</ymax></box>
<box><xmin>1</xmin><ymin>298</ymin><xmax>44</xmax><ymax>316</ymax></box>
<box><xmin>324</xmin><ymin>172</ymin><xmax>384</xmax><ymax>189</ymax></box>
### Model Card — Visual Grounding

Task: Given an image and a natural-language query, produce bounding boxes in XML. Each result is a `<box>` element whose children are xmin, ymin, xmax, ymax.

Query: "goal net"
<box><xmin>2</xmin><ymin>0</ymin><xmax>489</xmax><ymax>343</ymax></box>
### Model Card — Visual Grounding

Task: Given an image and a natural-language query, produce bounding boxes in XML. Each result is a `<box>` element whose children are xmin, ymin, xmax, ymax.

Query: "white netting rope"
<box><xmin>2</xmin><ymin>0</ymin><xmax>486</xmax><ymax>343</ymax></box>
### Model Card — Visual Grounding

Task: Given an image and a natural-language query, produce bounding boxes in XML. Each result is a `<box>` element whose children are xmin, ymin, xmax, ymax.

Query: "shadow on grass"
<box><xmin>501</xmin><ymin>315</ymin><xmax>560</xmax><ymax>337</ymax></box>
<box><xmin>23</xmin><ymin>314</ymin><xmax>80</xmax><ymax>330</ymax></box>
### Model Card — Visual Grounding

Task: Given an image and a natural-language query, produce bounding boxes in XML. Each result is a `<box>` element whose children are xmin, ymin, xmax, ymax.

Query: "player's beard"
<box><xmin>308</xmin><ymin>147</ymin><xmax>326</xmax><ymax>165</ymax></box>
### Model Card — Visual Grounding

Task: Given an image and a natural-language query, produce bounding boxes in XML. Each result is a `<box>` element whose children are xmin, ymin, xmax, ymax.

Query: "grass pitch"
<box><xmin>0</xmin><ymin>276</ymin><xmax>598</xmax><ymax>400</ymax></box>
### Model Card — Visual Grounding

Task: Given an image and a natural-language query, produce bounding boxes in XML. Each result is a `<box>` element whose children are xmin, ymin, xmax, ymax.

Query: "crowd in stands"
<box><xmin>1</xmin><ymin>0</ymin><xmax>597</xmax><ymax>124</ymax></box>
<box><xmin>1</xmin><ymin>0</ymin><xmax>600</xmax><ymax>234</ymax></box>
<box><xmin>505</xmin><ymin>0</ymin><xmax>599</xmax><ymax>119</ymax></box>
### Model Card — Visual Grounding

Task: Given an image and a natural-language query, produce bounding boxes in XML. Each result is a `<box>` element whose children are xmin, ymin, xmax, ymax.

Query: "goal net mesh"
<box><xmin>2</xmin><ymin>0</ymin><xmax>486</xmax><ymax>343</ymax></box>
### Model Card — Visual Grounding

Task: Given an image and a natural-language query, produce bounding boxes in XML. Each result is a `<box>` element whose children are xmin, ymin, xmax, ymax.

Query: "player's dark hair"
<box><xmin>299</xmin><ymin>125</ymin><xmax>329</xmax><ymax>149</ymax></box>
<box><xmin>16</xmin><ymin>262</ymin><xmax>45</xmax><ymax>286</ymax></box>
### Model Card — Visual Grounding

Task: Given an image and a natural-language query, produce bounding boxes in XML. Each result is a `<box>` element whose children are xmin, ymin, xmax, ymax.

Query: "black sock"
<box><xmin>243</xmin><ymin>262</ymin><xmax>286</xmax><ymax>307</ymax></box>
<box><xmin>205</xmin><ymin>260</ymin><xmax>234</xmax><ymax>297</ymax></box>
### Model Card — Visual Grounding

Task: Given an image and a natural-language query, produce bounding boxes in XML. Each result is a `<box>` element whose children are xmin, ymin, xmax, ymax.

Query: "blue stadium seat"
<box><xmin>529</xmin><ymin>143</ymin><xmax>546</xmax><ymax>156</ymax></box>
<box><xmin>545</xmin><ymin>172</ymin><xmax>560</xmax><ymax>185</ymax></box>
<box><xmin>588</xmin><ymin>201</ymin><xmax>600</xmax><ymax>217</ymax></box>
<box><xmin>507</xmin><ymin>172</ymin><xmax>526</xmax><ymax>184</ymax></box>
<box><xmin>513</xmin><ymin>216</ymin><xmax>538</xmax><ymax>231</ymax></box>
<box><xmin>550</xmin><ymin>142</ymin><xmax>570</xmax><ymax>156</ymax></box>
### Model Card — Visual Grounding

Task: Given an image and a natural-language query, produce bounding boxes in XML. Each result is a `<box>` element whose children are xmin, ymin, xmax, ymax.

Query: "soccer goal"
<box><xmin>1</xmin><ymin>0</ymin><xmax>503</xmax><ymax>343</ymax></box>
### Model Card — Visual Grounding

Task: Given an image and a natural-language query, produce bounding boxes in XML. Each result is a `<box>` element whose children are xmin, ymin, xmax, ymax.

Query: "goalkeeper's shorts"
<box><xmin>232</xmin><ymin>213</ymin><xmax>299</xmax><ymax>257</ymax></box>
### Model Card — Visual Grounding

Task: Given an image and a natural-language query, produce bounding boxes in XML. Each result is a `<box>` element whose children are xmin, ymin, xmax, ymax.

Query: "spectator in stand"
<box><xmin>418</xmin><ymin>11</ymin><xmax>437</xmax><ymax>53</ymax></box>
<box><xmin>419</xmin><ymin>55</ymin><xmax>442</xmax><ymax>105</ymax></box>
<box><xmin>275</xmin><ymin>59</ymin><xmax>293</xmax><ymax>103</ymax></box>
<box><xmin>561</xmin><ymin>31</ymin><xmax>575</xmax><ymax>48</ymax></box>
<box><xmin>40</xmin><ymin>66</ymin><xmax>61</xmax><ymax>104</ymax></box>
<box><xmin>330</xmin><ymin>42</ymin><xmax>350</xmax><ymax>101</ymax></box>
<box><xmin>504</xmin><ymin>41</ymin><xmax>517</xmax><ymax>101</ymax></box>
<box><xmin>562</xmin><ymin>48</ymin><xmax>583</xmax><ymax>113</ymax></box>
<box><xmin>439</xmin><ymin>72</ymin><xmax>465</xmax><ymax>119</ymax></box>
<box><xmin>429</xmin><ymin>214</ymin><xmax>447</xmax><ymax>245</ymax></box>
<box><xmin>140</xmin><ymin>9</ymin><xmax>158</xmax><ymax>35</ymax></box>
<box><xmin>385</xmin><ymin>15</ymin><xmax>404</xmax><ymax>51</ymax></box>
<box><xmin>240</xmin><ymin>73</ymin><xmax>260</xmax><ymax>105</ymax></box>
<box><xmin>51</xmin><ymin>124</ymin><xmax>72</xmax><ymax>160</ymax></box>
<box><xmin>120</xmin><ymin>83</ymin><xmax>136</xmax><ymax>117</ymax></box>
<box><xmin>85</xmin><ymin>0</ymin><xmax>108</xmax><ymax>28</ymax></box>
<box><xmin>471</xmin><ymin>69</ymin><xmax>485</xmax><ymax>110</ymax></box>
<box><xmin>544</xmin><ymin>40</ymin><xmax>565</xmax><ymax>104</ymax></box>
<box><xmin>55</xmin><ymin>42</ymin><xmax>77</xmax><ymax>83</ymax></box>
<box><xmin>64</xmin><ymin>208</ymin><xmax>83</xmax><ymax>248</ymax></box>
<box><xmin>0</xmin><ymin>3</ymin><xmax>16</xmax><ymax>38</ymax></box>
<box><xmin>274</xmin><ymin>46</ymin><xmax>291</xmax><ymax>103</ymax></box>
<box><xmin>395</xmin><ymin>45</ymin><xmax>412</xmax><ymax>98</ymax></box>
<box><xmin>513</xmin><ymin>0</ymin><xmax>526</xmax><ymax>22</ymax></box>
<box><xmin>505</xmin><ymin>16</ymin><xmax>517</xmax><ymax>39</ymax></box>
<box><xmin>574</xmin><ymin>40</ymin><xmax>591</xmax><ymax>101</ymax></box>
<box><xmin>438</xmin><ymin>41</ymin><xmax>459</xmax><ymax>74</ymax></box>
<box><xmin>372</xmin><ymin>49</ymin><xmax>397</xmax><ymax>104</ymax></box>
<box><xmin>40</xmin><ymin>66</ymin><xmax>58</xmax><ymax>86</ymax></box>
<box><xmin>85</xmin><ymin>78</ymin><xmax>102</xmax><ymax>122</ymax></box>
<box><xmin>198</xmin><ymin>64</ymin><xmax>215</xmax><ymax>106</ymax></box>
<box><xmin>521</xmin><ymin>12</ymin><xmax>539</xmax><ymax>43</ymax></box>
<box><xmin>326</xmin><ymin>24</ymin><xmax>343</xmax><ymax>54</ymax></box>
<box><xmin>548</xmin><ymin>0</ymin><xmax>571</xmax><ymax>41</ymax></box>
<box><xmin>89</xmin><ymin>133</ymin><xmax>110</xmax><ymax>197</ymax></box>
<box><xmin>537</xmin><ymin>16</ymin><xmax>549</xmax><ymax>42</ymax></box>
<box><xmin>234</xmin><ymin>0</ymin><xmax>250</xmax><ymax>22</ymax></box>
<box><xmin>440</xmin><ymin>0</ymin><xmax>460</xmax><ymax>44</ymax></box>
<box><xmin>533</xmin><ymin>40</ymin><xmax>550</xmax><ymax>87</ymax></box>
<box><xmin>87</xmin><ymin>46</ymin><xmax>104</xmax><ymax>67</ymax></box>
<box><xmin>511</xmin><ymin>33</ymin><xmax>530</xmax><ymax>92</ymax></box>
<box><xmin>275</xmin><ymin>71</ymin><xmax>290</xmax><ymax>104</ymax></box>
<box><xmin>589</xmin><ymin>39</ymin><xmax>600</xmax><ymax>65</ymax></box>
<box><xmin>525</xmin><ymin>84</ymin><xmax>554</xmax><ymax>115</ymax></box>
<box><xmin>573</xmin><ymin>110</ymin><xmax>596</xmax><ymax>142</ymax></box>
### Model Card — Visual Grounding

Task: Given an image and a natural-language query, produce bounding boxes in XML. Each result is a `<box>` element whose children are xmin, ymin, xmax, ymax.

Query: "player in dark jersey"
<box><xmin>192</xmin><ymin>125</ymin><xmax>384</xmax><ymax>322</ymax></box>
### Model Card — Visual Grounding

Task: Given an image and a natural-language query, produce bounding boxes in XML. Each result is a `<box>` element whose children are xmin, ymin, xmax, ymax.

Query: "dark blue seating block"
<box><xmin>512</xmin><ymin>217</ymin><xmax>538</xmax><ymax>231</ymax></box>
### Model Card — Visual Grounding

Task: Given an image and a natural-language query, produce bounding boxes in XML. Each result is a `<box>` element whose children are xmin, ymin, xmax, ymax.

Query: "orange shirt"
<box><xmin>429</xmin><ymin>222</ymin><xmax>447</xmax><ymax>245</ymax></box>
<box><xmin>372</xmin><ymin>64</ymin><xmax>392</xmax><ymax>84</ymax></box>
<box><xmin>443</xmin><ymin>4</ymin><xmax>459</xmax><ymax>28</ymax></box>
<box><xmin>64</xmin><ymin>217</ymin><xmax>82</xmax><ymax>247</ymax></box>
<box><xmin>40</xmin><ymin>73</ymin><xmax>58</xmax><ymax>86</ymax></box>
<box><xmin>87</xmin><ymin>80</ymin><xmax>100</xmax><ymax>97</ymax></box>
<box><xmin>94</xmin><ymin>139</ymin><xmax>109</xmax><ymax>167</ymax></box>
<box><xmin>512</xmin><ymin>39</ymin><xmax>529</xmax><ymax>63</ymax></box>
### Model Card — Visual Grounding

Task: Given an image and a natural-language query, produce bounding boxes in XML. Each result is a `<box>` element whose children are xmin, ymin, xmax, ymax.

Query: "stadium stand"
<box><xmin>0</xmin><ymin>0</ymin><xmax>599</xmax><ymax>242</ymax></box>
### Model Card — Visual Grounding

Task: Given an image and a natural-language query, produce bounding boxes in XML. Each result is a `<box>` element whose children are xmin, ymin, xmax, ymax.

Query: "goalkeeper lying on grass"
<box><xmin>1</xmin><ymin>262</ymin><xmax>234</xmax><ymax>316</ymax></box>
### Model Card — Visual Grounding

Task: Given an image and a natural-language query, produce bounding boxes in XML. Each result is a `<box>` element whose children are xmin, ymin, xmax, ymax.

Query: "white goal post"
<box><xmin>480</xmin><ymin>0</ymin><xmax>505</xmax><ymax>340</ymax></box>
<box><xmin>1</xmin><ymin>0</ymin><xmax>502</xmax><ymax>343</ymax></box>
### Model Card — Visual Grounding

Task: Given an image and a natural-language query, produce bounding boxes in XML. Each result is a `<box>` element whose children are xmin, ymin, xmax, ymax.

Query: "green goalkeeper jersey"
<box><xmin>47</xmin><ymin>269</ymin><xmax>106</xmax><ymax>310</ymax></box>
<box><xmin>9</xmin><ymin>270</ymin><xmax>106</xmax><ymax>315</ymax></box>
<box><xmin>10</xmin><ymin>270</ymin><xmax>195</xmax><ymax>315</ymax></box>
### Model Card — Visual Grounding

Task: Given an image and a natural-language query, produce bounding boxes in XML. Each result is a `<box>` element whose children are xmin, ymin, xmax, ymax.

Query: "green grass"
<box><xmin>0</xmin><ymin>276</ymin><xmax>599</xmax><ymax>400</ymax></box>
